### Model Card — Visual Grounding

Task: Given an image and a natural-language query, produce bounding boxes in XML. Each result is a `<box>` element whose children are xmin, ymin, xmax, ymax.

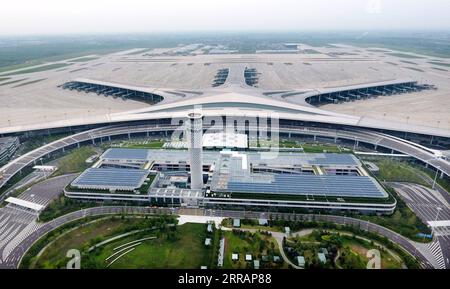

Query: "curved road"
<box><xmin>2</xmin><ymin>123</ymin><xmax>449</xmax><ymax>198</ymax></box>
<box><xmin>0</xmin><ymin>206</ymin><xmax>433</xmax><ymax>269</ymax></box>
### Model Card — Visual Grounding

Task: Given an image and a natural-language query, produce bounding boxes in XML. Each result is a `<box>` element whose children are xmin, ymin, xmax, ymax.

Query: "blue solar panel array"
<box><xmin>72</xmin><ymin>168</ymin><xmax>148</xmax><ymax>190</ymax></box>
<box><xmin>306</xmin><ymin>154</ymin><xmax>359</xmax><ymax>166</ymax></box>
<box><xmin>227</xmin><ymin>175</ymin><xmax>386</xmax><ymax>198</ymax></box>
<box><xmin>102</xmin><ymin>148</ymin><xmax>150</xmax><ymax>161</ymax></box>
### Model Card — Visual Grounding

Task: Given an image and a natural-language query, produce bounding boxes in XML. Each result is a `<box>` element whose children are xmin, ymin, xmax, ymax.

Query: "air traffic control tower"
<box><xmin>187</xmin><ymin>113</ymin><xmax>203</xmax><ymax>190</ymax></box>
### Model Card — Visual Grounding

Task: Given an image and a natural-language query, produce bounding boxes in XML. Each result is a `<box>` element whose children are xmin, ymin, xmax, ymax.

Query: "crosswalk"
<box><xmin>427</xmin><ymin>241</ymin><xmax>446</xmax><ymax>269</ymax></box>
<box><xmin>415</xmin><ymin>240</ymin><xmax>446</xmax><ymax>269</ymax></box>
<box><xmin>0</xmin><ymin>206</ymin><xmax>40</xmax><ymax>263</ymax></box>
<box><xmin>2</xmin><ymin>220</ymin><xmax>41</xmax><ymax>261</ymax></box>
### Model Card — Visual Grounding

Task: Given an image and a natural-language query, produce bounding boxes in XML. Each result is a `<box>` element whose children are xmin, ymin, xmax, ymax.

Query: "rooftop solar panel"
<box><xmin>72</xmin><ymin>168</ymin><xmax>149</xmax><ymax>190</ymax></box>
<box><xmin>101</xmin><ymin>148</ymin><xmax>150</xmax><ymax>161</ymax></box>
<box><xmin>225</xmin><ymin>175</ymin><xmax>387</xmax><ymax>199</ymax></box>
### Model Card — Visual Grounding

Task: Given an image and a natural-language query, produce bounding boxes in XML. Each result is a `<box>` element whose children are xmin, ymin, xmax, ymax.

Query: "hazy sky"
<box><xmin>1</xmin><ymin>0</ymin><xmax>449</xmax><ymax>35</ymax></box>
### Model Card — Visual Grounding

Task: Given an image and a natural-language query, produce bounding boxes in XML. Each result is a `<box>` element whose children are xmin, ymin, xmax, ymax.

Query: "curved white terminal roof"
<box><xmin>1</xmin><ymin>77</ymin><xmax>450</xmax><ymax>139</ymax></box>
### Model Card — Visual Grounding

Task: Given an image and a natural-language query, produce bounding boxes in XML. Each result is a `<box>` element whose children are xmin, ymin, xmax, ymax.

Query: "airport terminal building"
<box><xmin>64</xmin><ymin>148</ymin><xmax>396</xmax><ymax>214</ymax></box>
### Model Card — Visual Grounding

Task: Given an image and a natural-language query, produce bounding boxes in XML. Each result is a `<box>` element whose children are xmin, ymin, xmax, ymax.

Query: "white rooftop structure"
<box><xmin>33</xmin><ymin>165</ymin><xmax>57</xmax><ymax>172</ymax></box>
<box><xmin>427</xmin><ymin>220</ymin><xmax>450</xmax><ymax>228</ymax></box>
<box><xmin>253</xmin><ymin>260</ymin><xmax>260</xmax><ymax>269</ymax></box>
<box><xmin>203</xmin><ymin>132</ymin><xmax>248</xmax><ymax>149</ymax></box>
<box><xmin>5</xmin><ymin>197</ymin><xmax>44</xmax><ymax>212</ymax></box>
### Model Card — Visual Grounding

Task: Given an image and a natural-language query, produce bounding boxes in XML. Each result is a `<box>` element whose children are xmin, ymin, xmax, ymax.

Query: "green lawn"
<box><xmin>223</xmin><ymin>230</ymin><xmax>285</xmax><ymax>269</ymax></box>
<box><xmin>125</xmin><ymin>141</ymin><xmax>165</xmax><ymax>149</ymax></box>
<box><xmin>372</xmin><ymin>158</ymin><xmax>450</xmax><ymax>194</ymax></box>
<box><xmin>100</xmin><ymin>223</ymin><xmax>213</xmax><ymax>269</ymax></box>
<box><xmin>301</xmin><ymin>143</ymin><xmax>342</xmax><ymax>153</ymax></box>
<box><xmin>252</xmin><ymin>140</ymin><xmax>343</xmax><ymax>153</ymax></box>
<box><xmin>53</xmin><ymin>146</ymin><xmax>97</xmax><ymax>176</ymax></box>
<box><xmin>373</xmin><ymin>159</ymin><xmax>429</xmax><ymax>186</ymax></box>
<box><xmin>338</xmin><ymin>237</ymin><xmax>403</xmax><ymax>269</ymax></box>
<box><xmin>32</xmin><ymin>217</ymin><xmax>146</xmax><ymax>269</ymax></box>
<box><xmin>30</xmin><ymin>216</ymin><xmax>182</xmax><ymax>269</ymax></box>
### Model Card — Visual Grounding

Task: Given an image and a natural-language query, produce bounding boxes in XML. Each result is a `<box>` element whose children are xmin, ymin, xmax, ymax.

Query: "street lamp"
<box><xmin>432</xmin><ymin>207</ymin><xmax>442</xmax><ymax>238</ymax></box>
<box><xmin>432</xmin><ymin>166</ymin><xmax>441</xmax><ymax>189</ymax></box>
<box><xmin>353</xmin><ymin>137</ymin><xmax>358</xmax><ymax>151</ymax></box>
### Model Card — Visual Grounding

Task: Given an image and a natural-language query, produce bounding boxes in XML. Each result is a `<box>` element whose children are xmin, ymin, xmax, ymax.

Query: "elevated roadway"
<box><xmin>1</xmin><ymin>124</ymin><xmax>450</xmax><ymax>199</ymax></box>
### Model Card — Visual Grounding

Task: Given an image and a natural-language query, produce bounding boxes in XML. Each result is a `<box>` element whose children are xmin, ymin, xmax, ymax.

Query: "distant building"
<box><xmin>233</xmin><ymin>219</ymin><xmax>241</xmax><ymax>228</ymax></box>
<box><xmin>205</xmin><ymin>238</ymin><xmax>212</xmax><ymax>246</ymax></box>
<box><xmin>273</xmin><ymin>256</ymin><xmax>281</xmax><ymax>263</ymax></box>
<box><xmin>245</xmin><ymin>254</ymin><xmax>252</xmax><ymax>261</ymax></box>
<box><xmin>232</xmin><ymin>253</ymin><xmax>239</xmax><ymax>261</ymax></box>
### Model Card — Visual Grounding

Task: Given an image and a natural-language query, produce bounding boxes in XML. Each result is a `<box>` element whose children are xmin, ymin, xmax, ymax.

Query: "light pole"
<box><xmin>432</xmin><ymin>207</ymin><xmax>442</xmax><ymax>238</ymax></box>
<box><xmin>432</xmin><ymin>166</ymin><xmax>441</xmax><ymax>189</ymax></box>
<box><xmin>353</xmin><ymin>137</ymin><xmax>358</xmax><ymax>151</ymax></box>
